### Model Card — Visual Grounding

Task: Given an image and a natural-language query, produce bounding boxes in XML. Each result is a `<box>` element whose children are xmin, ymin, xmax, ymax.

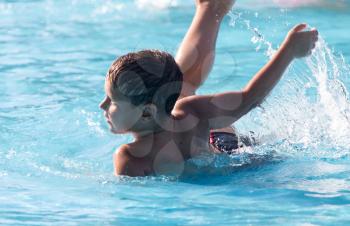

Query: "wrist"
<box><xmin>280</xmin><ymin>38</ymin><xmax>296</xmax><ymax>61</ymax></box>
<box><xmin>196</xmin><ymin>4</ymin><xmax>225</xmax><ymax>22</ymax></box>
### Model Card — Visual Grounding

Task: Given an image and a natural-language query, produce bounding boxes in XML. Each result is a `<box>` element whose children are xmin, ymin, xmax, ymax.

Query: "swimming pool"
<box><xmin>1</xmin><ymin>0</ymin><xmax>350</xmax><ymax>225</ymax></box>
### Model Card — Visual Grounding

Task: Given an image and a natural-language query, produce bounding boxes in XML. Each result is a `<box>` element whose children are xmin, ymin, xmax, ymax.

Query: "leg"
<box><xmin>175</xmin><ymin>0</ymin><xmax>235</xmax><ymax>98</ymax></box>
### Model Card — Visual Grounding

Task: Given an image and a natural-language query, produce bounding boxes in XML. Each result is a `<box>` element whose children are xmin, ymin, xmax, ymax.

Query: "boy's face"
<box><xmin>99</xmin><ymin>80</ymin><xmax>143</xmax><ymax>134</ymax></box>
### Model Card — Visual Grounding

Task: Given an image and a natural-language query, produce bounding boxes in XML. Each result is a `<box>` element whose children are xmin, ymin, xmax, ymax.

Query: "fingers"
<box><xmin>311</xmin><ymin>28</ymin><xmax>319</xmax><ymax>42</ymax></box>
<box><xmin>300</xmin><ymin>30</ymin><xmax>319</xmax><ymax>43</ymax></box>
<box><xmin>311</xmin><ymin>28</ymin><xmax>318</xmax><ymax>36</ymax></box>
<box><xmin>297</xmin><ymin>28</ymin><xmax>318</xmax><ymax>56</ymax></box>
<box><xmin>309</xmin><ymin>28</ymin><xmax>319</xmax><ymax>53</ymax></box>
<box><xmin>288</xmin><ymin>23</ymin><xmax>319</xmax><ymax>58</ymax></box>
<box><xmin>293</xmin><ymin>23</ymin><xmax>308</xmax><ymax>32</ymax></box>
<box><xmin>309</xmin><ymin>29</ymin><xmax>319</xmax><ymax>49</ymax></box>
<box><xmin>303</xmin><ymin>28</ymin><xmax>319</xmax><ymax>44</ymax></box>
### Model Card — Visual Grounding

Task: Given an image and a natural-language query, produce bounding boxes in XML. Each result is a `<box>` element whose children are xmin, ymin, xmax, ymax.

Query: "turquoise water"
<box><xmin>1</xmin><ymin>0</ymin><xmax>350</xmax><ymax>225</ymax></box>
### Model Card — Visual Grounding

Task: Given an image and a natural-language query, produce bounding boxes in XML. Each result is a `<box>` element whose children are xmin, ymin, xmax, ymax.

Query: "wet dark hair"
<box><xmin>107</xmin><ymin>50</ymin><xmax>183</xmax><ymax>115</ymax></box>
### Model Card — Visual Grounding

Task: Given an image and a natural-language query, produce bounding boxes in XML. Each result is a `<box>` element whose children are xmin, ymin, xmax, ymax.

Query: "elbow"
<box><xmin>241</xmin><ymin>89</ymin><xmax>259</xmax><ymax>113</ymax></box>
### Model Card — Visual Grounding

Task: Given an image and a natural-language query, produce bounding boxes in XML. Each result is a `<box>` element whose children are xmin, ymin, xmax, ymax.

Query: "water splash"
<box><xmin>255</xmin><ymin>44</ymin><xmax>349</xmax><ymax>158</ymax></box>
<box><xmin>135</xmin><ymin>0</ymin><xmax>178</xmax><ymax>10</ymax></box>
<box><xmin>306</xmin><ymin>39</ymin><xmax>350</xmax><ymax>146</ymax></box>
<box><xmin>229</xmin><ymin>11</ymin><xmax>276</xmax><ymax>57</ymax></box>
<box><xmin>228</xmin><ymin>11</ymin><xmax>350</xmax><ymax>159</ymax></box>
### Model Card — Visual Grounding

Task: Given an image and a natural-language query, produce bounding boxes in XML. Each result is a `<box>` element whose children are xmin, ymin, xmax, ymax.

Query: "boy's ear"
<box><xmin>141</xmin><ymin>104</ymin><xmax>157</xmax><ymax>121</ymax></box>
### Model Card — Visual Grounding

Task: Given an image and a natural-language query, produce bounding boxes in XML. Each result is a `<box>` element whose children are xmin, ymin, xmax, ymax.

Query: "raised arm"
<box><xmin>181</xmin><ymin>24</ymin><xmax>319</xmax><ymax>129</ymax></box>
<box><xmin>176</xmin><ymin>0</ymin><xmax>235</xmax><ymax>97</ymax></box>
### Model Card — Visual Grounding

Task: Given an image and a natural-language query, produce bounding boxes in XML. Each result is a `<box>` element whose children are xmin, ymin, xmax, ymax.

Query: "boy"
<box><xmin>99</xmin><ymin>0</ymin><xmax>318</xmax><ymax>176</ymax></box>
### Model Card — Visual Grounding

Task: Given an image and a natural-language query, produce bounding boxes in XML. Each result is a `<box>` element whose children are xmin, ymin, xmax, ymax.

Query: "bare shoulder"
<box><xmin>113</xmin><ymin>144</ymin><xmax>148</xmax><ymax>177</ymax></box>
<box><xmin>173</xmin><ymin>95</ymin><xmax>202</xmax><ymax>115</ymax></box>
<box><xmin>173</xmin><ymin>94</ymin><xmax>211</xmax><ymax>117</ymax></box>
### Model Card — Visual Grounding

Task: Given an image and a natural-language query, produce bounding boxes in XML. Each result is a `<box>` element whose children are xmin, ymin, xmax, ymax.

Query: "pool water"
<box><xmin>1</xmin><ymin>0</ymin><xmax>350</xmax><ymax>225</ymax></box>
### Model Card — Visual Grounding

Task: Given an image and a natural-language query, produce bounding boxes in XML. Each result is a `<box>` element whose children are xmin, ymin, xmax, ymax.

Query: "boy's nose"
<box><xmin>99</xmin><ymin>97</ymin><xmax>110</xmax><ymax>110</ymax></box>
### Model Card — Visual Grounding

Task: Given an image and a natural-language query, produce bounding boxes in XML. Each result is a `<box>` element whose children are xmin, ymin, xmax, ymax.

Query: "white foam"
<box><xmin>135</xmin><ymin>0</ymin><xmax>178</xmax><ymax>10</ymax></box>
<box><xmin>93</xmin><ymin>2</ymin><xmax>124</xmax><ymax>15</ymax></box>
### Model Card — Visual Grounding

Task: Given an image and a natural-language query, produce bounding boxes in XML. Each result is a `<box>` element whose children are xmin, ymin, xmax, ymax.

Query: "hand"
<box><xmin>283</xmin><ymin>23</ymin><xmax>319</xmax><ymax>59</ymax></box>
<box><xmin>196</xmin><ymin>0</ymin><xmax>236</xmax><ymax>18</ymax></box>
